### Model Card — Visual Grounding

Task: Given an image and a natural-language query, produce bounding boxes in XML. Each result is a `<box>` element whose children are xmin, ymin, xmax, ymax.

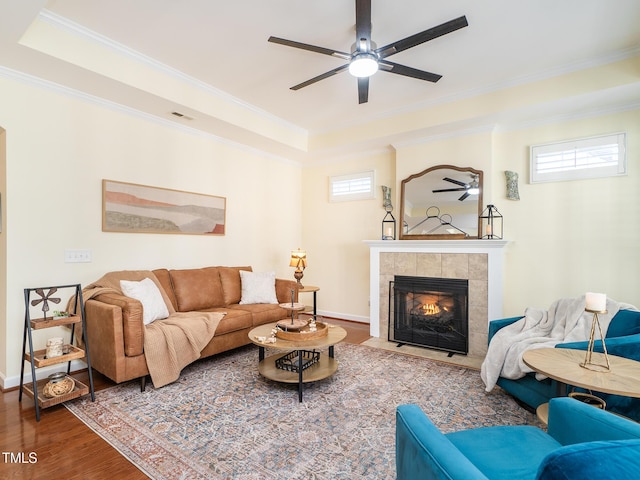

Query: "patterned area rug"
<box><xmin>66</xmin><ymin>343</ymin><xmax>540</xmax><ymax>479</ymax></box>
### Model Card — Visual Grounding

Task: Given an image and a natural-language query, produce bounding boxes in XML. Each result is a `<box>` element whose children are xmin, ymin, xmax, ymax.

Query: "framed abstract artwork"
<box><xmin>102</xmin><ymin>180</ymin><xmax>226</xmax><ymax>235</ymax></box>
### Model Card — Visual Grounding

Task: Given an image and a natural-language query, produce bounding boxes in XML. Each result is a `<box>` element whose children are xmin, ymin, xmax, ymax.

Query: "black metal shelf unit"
<box><xmin>19</xmin><ymin>283</ymin><xmax>95</xmax><ymax>421</ymax></box>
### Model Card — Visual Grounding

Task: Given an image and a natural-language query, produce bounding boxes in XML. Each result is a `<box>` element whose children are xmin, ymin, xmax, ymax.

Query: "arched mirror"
<box><xmin>400</xmin><ymin>165</ymin><xmax>483</xmax><ymax>239</ymax></box>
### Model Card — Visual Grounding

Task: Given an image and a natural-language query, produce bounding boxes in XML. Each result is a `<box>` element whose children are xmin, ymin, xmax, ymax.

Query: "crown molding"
<box><xmin>0</xmin><ymin>65</ymin><xmax>300</xmax><ymax>166</ymax></box>
<box><xmin>493</xmin><ymin>99</ymin><xmax>640</xmax><ymax>133</ymax></box>
<box><xmin>37</xmin><ymin>9</ymin><xmax>307</xmax><ymax>138</ymax></box>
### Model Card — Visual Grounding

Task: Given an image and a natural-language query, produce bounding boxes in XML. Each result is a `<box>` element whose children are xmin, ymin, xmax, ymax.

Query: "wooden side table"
<box><xmin>299</xmin><ymin>285</ymin><xmax>319</xmax><ymax>316</ymax></box>
<box><xmin>523</xmin><ymin>348</ymin><xmax>640</xmax><ymax>425</ymax></box>
<box><xmin>523</xmin><ymin>348</ymin><xmax>640</xmax><ymax>398</ymax></box>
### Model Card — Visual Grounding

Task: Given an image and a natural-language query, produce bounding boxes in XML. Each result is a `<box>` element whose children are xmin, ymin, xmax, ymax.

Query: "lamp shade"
<box><xmin>289</xmin><ymin>249</ymin><xmax>307</xmax><ymax>268</ymax></box>
<box><xmin>289</xmin><ymin>248</ymin><xmax>306</xmax><ymax>287</ymax></box>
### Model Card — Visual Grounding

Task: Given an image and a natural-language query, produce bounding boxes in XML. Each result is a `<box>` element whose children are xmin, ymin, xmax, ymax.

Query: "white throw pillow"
<box><xmin>120</xmin><ymin>277</ymin><xmax>170</xmax><ymax>325</ymax></box>
<box><xmin>239</xmin><ymin>270</ymin><xmax>278</xmax><ymax>305</ymax></box>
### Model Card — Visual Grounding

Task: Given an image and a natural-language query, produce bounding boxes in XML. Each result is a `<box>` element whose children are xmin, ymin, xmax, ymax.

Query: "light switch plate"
<box><xmin>64</xmin><ymin>249</ymin><xmax>92</xmax><ymax>263</ymax></box>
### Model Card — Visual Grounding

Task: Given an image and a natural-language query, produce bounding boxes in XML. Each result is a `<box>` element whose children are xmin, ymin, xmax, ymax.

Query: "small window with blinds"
<box><xmin>530</xmin><ymin>132</ymin><xmax>626</xmax><ymax>183</ymax></box>
<box><xmin>329</xmin><ymin>170</ymin><xmax>375</xmax><ymax>202</ymax></box>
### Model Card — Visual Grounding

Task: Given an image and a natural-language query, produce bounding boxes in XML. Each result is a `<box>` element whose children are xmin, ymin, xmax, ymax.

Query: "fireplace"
<box><xmin>365</xmin><ymin>239</ymin><xmax>508</xmax><ymax>358</ymax></box>
<box><xmin>389</xmin><ymin>275</ymin><xmax>469</xmax><ymax>355</ymax></box>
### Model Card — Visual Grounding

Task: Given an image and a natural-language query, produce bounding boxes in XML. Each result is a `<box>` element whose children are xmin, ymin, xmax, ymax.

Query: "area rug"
<box><xmin>65</xmin><ymin>343</ymin><xmax>540</xmax><ymax>479</ymax></box>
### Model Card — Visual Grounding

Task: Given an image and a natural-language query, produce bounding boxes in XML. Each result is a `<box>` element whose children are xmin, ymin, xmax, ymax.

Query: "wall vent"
<box><xmin>170</xmin><ymin>111</ymin><xmax>194</xmax><ymax>120</ymax></box>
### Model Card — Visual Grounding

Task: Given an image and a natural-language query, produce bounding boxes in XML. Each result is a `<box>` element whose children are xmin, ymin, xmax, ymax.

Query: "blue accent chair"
<box><xmin>396</xmin><ymin>397</ymin><xmax>640</xmax><ymax>480</ymax></box>
<box><xmin>488</xmin><ymin>309</ymin><xmax>640</xmax><ymax>421</ymax></box>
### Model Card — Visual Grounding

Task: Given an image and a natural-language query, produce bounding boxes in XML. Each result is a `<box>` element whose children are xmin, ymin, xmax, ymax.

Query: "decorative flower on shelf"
<box><xmin>30</xmin><ymin>288</ymin><xmax>61</xmax><ymax>317</ymax></box>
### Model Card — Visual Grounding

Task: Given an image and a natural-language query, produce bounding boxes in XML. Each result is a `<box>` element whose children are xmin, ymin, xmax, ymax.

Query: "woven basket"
<box><xmin>43</xmin><ymin>376</ymin><xmax>75</xmax><ymax>398</ymax></box>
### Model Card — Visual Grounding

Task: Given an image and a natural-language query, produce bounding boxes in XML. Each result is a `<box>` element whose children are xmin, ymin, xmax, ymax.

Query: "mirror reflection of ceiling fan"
<box><xmin>432</xmin><ymin>174</ymin><xmax>480</xmax><ymax>201</ymax></box>
<box><xmin>268</xmin><ymin>0</ymin><xmax>468</xmax><ymax>104</ymax></box>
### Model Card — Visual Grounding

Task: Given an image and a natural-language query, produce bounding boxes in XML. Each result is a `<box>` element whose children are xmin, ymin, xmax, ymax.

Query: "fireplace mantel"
<box><xmin>364</xmin><ymin>239</ymin><xmax>509</xmax><ymax>251</ymax></box>
<box><xmin>364</xmin><ymin>240</ymin><xmax>509</xmax><ymax>349</ymax></box>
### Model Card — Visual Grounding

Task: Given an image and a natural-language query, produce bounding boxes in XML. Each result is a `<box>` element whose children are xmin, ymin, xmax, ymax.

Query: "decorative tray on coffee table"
<box><xmin>275</xmin><ymin>321</ymin><xmax>328</xmax><ymax>341</ymax></box>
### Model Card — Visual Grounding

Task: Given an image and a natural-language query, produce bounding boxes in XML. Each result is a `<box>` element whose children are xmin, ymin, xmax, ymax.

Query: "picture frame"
<box><xmin>102</xmin><ymin>180</ymin><xmax>226</xmax><ymax>235</ymax></box>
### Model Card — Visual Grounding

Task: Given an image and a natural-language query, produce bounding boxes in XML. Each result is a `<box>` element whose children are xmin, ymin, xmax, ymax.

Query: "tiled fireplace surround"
<box><xmin>365</xmin><ymin>240</ymin><xmax>509</xmax><ymax>358</ymax></box>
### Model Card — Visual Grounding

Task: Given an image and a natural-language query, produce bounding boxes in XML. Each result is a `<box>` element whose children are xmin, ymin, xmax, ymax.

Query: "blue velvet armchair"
<box><xmin>488</xmin><ymin>308</ymin><xmax>640</xmax><ymax>421</ymax></box>
<box><xmin>396</xmin><ymin>397</ymin><xmax>640</xmax><ymax>480</ymax></box>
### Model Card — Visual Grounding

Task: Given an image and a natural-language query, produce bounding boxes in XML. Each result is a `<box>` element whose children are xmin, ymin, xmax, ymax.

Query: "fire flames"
<box><xmin>421</xmin><ymin>303</ymin><xmax>441</xmax><ymax>315</ymax></box>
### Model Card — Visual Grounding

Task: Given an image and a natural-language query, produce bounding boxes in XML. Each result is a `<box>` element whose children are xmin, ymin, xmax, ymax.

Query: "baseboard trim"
<box><xmin>317</xmin><ymin>310</ymin><xmax>369</xmax><ymax>324</ymax></box>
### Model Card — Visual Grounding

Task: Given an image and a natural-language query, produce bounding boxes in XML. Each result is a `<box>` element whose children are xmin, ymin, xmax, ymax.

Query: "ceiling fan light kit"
<box><xmin>268</xmin><ymin>0</ymin><xmax>468</xmax><ymax>103</ymax></box>
<box><xmin>432</xmin><ymin>174</ymin><xmax>480</xmax><ymax>202</ymax></box>
<box><xmin>349</xmin><ymin>53</ymin><xmax>379</xmax><ymax>77</ymax></box>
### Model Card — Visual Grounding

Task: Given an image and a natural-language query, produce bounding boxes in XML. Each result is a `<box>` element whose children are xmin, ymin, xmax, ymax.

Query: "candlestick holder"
<box><xmin>579</xmin><ymin>308</ymin><xmax>611</xmax><ymax>372</ymax></box>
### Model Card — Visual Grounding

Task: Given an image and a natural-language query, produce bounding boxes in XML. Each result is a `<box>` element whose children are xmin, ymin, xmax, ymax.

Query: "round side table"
<box><xmin>299</xmin><ymin>285</ymin><xmax>319</xmax><ymax>316</ymax></box>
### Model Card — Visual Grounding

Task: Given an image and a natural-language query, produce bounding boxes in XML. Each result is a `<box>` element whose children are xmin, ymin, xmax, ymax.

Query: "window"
<box><xmin>530</xmin><ymin>132</ymin><xmax>626</xmax><ymax>183</ymax></box>
<box><xmin>329</xmin><ymin>170</ymin><xmax>375</xmax><ymax>202</ymax></box>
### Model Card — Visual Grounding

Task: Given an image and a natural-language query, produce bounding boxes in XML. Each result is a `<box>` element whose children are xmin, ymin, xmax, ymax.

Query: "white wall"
<box><xmin>0</xmin><ymin>76</ymin><xmax>301</xmax><ymax>385</ymax></box>
<box><xmin>300</xmin><ymin>109</ymin><xmax>640</xmax><ymax>325</ymax></box>
<box><xmin>301</xmin><ymin>150</ymin><xmax>395</xmax><ymax>321</ymax></box>
<box><xmin>493</xmin><ymin>109</ymin><xmax>640</xmax><ymax>314</ymax></box>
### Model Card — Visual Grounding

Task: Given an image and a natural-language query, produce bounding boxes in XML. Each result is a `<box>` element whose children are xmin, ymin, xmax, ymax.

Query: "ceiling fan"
<box><xmin>432</xmin><ymin>174</ymin><xmax>480</xmax><ymax>201</ymax></box>
<box><xmin>268</xmin><ymin>0</ymin><xmax>468</xmax><ymax>104</ymax></box>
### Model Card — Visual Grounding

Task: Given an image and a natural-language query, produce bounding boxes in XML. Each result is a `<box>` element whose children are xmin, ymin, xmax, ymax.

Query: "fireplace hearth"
<box><xmin>389</xmin><ymin>275</ymin><xmax>469</xmax><ymax>355</ymax></box>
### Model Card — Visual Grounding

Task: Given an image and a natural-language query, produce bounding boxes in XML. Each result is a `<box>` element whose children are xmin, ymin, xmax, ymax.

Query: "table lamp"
<box><xmin>289</xmin><ymin>249</ymin><xmax>307</xmax><ymax>288</ymax></box>
<box><xmin>580</xmin><ymin>292</ymin><xmax>611</xmax><ymax>372</ymax></box>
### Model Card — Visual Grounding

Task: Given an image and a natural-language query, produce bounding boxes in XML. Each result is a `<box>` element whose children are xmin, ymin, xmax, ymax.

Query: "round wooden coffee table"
<box><xmin>249</xmin><ymin>321</ymin><xmax>347</xmax><ymax>402</ymax></box>
<box><xmin>523</xmin><ymin>348</ymin><xmax>640</xmax><ymax>424</ymax></box>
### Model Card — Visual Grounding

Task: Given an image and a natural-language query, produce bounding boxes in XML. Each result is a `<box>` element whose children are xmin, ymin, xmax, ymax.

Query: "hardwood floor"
<box><xmin>1</xmin><ymin>319</ymin><xmax>370</xmax><ymax>480</ymax></box>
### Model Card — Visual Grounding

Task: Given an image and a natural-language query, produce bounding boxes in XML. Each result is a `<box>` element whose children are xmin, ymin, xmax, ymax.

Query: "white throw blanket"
<box><xmin>481</xmin><ymin>296</ymin><xmax>623</xmax><ymax>392</ymax></box>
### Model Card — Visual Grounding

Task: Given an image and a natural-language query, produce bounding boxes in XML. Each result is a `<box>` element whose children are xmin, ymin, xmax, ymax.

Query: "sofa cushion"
<box><xmin>447</xmin><ymin>426</ymin><xmax>561</xmax><ymax>480</ymax></box>
<box><xmin>219</xmin><ymin>266</ymin><xmax>252</xmax><ymax>305</ymax></box>
<box><xmin>120</xmin><ymin>277</ymin><xmax>169</xmax><ymax>325</ymax></box>
<box><xmin>239</xmin><ymin>270</ymin><xmax>278</xmax><ymax>304</ymax></box>
<box><xmin>228</xmin><ymin>303</ymin><xmax>287</xmax><ymax>326</ymax></box>
<box><xmin>606</xmin><ymin>309</ymin><xmax>640</xmax><ymax>338</ymax></box>
<box><xmin>170</xmin><ymin>267</ymin><xmax>225</xmax><ymax>311</ymax></box>
<box><xmin>208</xmin><ymin>308</ymin><xmax>253</xmax><ymax>335</ymax></box>
<box><xmin>152</xmin><ymin>268</ymin><xmax>178</xmax><ymax>311</ymax></box>
<box><xmin>536</xmin><ymin>439</ymin><xmax>640</xmax><ymax>480</ymax></box>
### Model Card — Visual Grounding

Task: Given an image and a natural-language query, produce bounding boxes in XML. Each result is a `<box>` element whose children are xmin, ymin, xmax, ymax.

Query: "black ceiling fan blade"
<box><xmin>458</xmin><ymin>192</ymin><xmax>470</xmax><ymax>201</ymax></box>
<box><xmin>355</xmin><ymin>0</ymin><xmax>372</xmax><ymax>44</ymax></box>
<box><xmin>376</xmin><ymin>15</ymin><xmax>468</xmax><ymax>58</ymax></box>
<box><xmin>358</xmin><ymin>77</ymin><xmax>369</xmax><ymax>104</ymax></box>
<box><xmin>268</xmin><ymin>36</ymin><xmax>351</xmax><ymax>60</ymax></box>
<box><xmin>290</xmin><ymin>64</ymin><xmax>350</xmax><ymax>90</ymax></box>
<box><xmin>433</xmin><ymin>187</ymin><xmax>466</xmax><ymax>193</ymax></box>
<box><xmin>443</xmin><ymin>177</ymin><xmax>468</xmax><ymax>187</ymax></box>
<box><xmin>379</xmin><ymin>60</ymin><xmax>442</xmax><ymax>83</ymax></box>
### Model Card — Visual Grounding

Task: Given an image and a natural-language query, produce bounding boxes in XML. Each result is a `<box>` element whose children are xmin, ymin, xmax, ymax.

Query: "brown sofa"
<box><xmin>84</xmin><ymin>266</ymin><xmax>299</xmax><ymax>388</ymax></box>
